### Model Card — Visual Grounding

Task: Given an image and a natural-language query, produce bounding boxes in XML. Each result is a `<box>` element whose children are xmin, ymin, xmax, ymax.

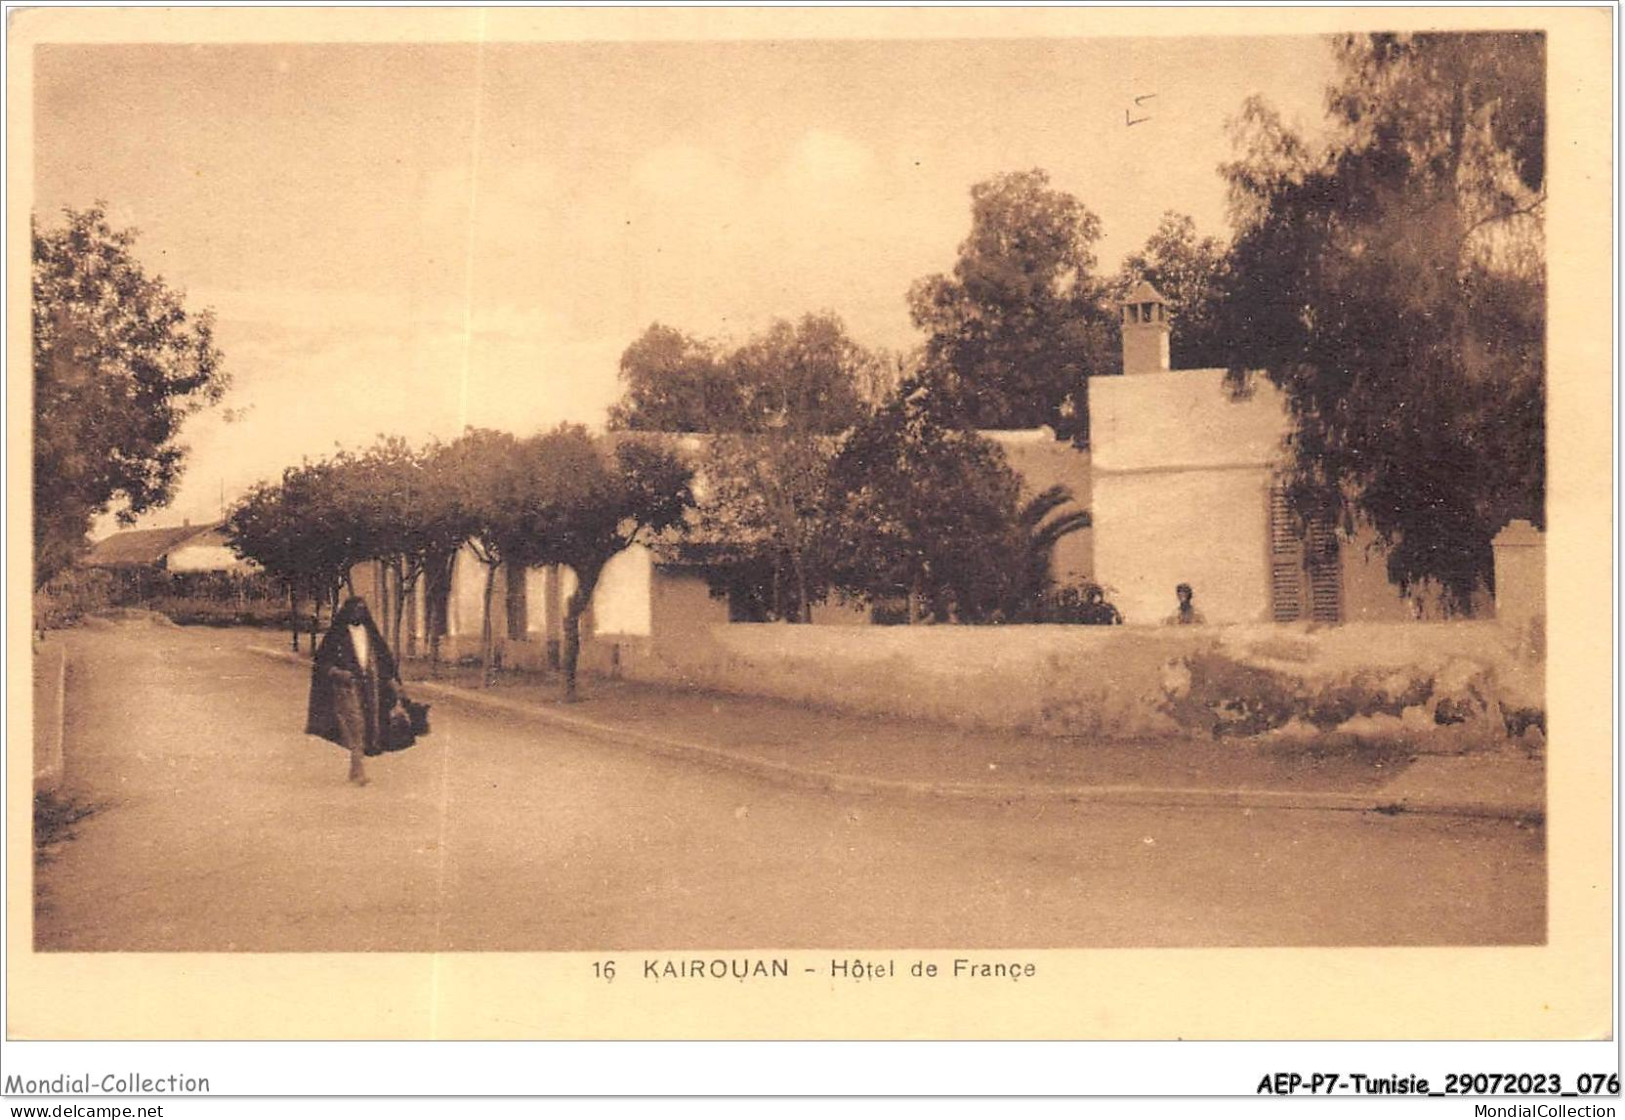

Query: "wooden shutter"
<box><xmin>1270</xmin><ymin>484</ymin><xmax>1344</xmax><ymax>624</ymax></box>
<box><xmin>1268</xmin><ymin>485</ymin><xmax>1305</xmax><ymax>622</ymax></box>
<box><xmin>1304</xmin><ymin>519</ymin><xmax>1343</xmax><ymax>623</ymax></box>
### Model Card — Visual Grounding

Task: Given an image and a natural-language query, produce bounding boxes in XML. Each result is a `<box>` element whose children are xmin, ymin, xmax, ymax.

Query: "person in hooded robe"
<box><xmin>306</xmin><ymin>596</ymin><xmax>402</xmax><ymax>785</ymax></box>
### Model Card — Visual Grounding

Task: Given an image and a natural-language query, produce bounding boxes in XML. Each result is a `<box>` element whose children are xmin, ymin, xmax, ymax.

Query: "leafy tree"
<box><xmin>705</xmin><ymin>314</ymin><xmax>867</xmax><ymax>620</ymax></box>
<box><xmin>520</xmin><ymin>427</ymin><xmax>693</xmax><ymax>701</ymax></box>
<box><xmin>1218</xmin><ymin>32</ymin><xmax>1545</xmax><ymax>608</ymax></box>
<box><xmin>908</xmin><ymin>169</ymin><xmax>1116</xmax><ymax>442</ymax></box>
<box><xmin>226</xmin><ymin>459</ymin><xmax>354</xmax><ymax>650</ymax></box>
<box><xmin>613</xmin><ymin>312</ymin><xmax>872</xmax><ymax>621</ymax></box>
<box><xmin>1118</xmin><ymin>212</ymin><xmax>1229</xmax><ymax>369</ymax></box>
<box><xmin>693</xmin><ymin>437</ymin><xmax>833</xmax><ymax>622</ymax></box>
<box><xmin>853</xmin><ymin>345</ymin><xmax>916</xmax><ymax>411</ymax></box>
<box><xmin>607</xmin><ymin>324</ymin><xmax>737</xmax><ymax>433</ymax></box>
<box><xmin>335</xmin><ymin>436</ymin><xmax>471</xmax><ymax>661</ymax></box>
<box><xmin>363</xmin><ymin>438</ymin><xmax>424</xmax><ymax>657</ymax></box>
<box><xmin>611</xmin><ymin>315</ymin><xmax>878</xmax><ymax>437</ymax></box>
<box><xmin>405</xmin><ymin>439</ymin><xmax>476</xmax><ymax>668</ymax></box>
<box><xmin>33</xmin><ymin>206</ymin><xmax>229</xmax><ymax>587</ymax></box>
<box><xmin>727</xmin><ymin>313</ymin><xmax>869</xmax><ymax>436</ymax></box>
<box><xmin>226</xmin><ymin>480</ymin><xmax>305</xmax><ymax>647</ymax></box>
<box><xmin>441</xmin><ymin>428</ymin><xmax>543</xmax><ymax>684</ymax></box>
<box><xmin>826</xmin><ymin>382</ymin><xmax>1090</xmax><ymax>622</ymax></box>
<box><xmin>826</xmin><ymin>382</ymin><xmax>1028</xmax><ymax>622</ymax></box>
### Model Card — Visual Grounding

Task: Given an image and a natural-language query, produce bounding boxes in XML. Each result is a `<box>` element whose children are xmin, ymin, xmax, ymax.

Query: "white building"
<box><xmin>1091</xmin><ymin>281</ymin><xmax>1421</xmax><ymax>625</ymax></box>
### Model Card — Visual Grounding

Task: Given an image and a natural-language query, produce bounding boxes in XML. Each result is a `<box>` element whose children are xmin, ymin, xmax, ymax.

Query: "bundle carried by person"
<box><xmin>383</xmin><ymin>693</ymin><xmax>431</xmax><ymax>752</ymax></box>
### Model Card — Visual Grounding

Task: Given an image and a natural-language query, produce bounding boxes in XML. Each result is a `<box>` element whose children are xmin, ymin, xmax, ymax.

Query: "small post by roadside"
<box><xmin>1492</xmin><ymin>519</ymin><xmax>1545</xmax><ymax>661</ymax></box>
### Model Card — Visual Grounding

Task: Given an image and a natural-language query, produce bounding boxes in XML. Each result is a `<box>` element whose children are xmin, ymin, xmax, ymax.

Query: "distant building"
<box><xmin>83</xmin><ymin>522</ymin><xmax>256</xmax><ymax>577</ymax></box>
<box><xmin>81</xmin><ymin>521</ymin><xmax>259</xmax><ymax>600</ymax></box>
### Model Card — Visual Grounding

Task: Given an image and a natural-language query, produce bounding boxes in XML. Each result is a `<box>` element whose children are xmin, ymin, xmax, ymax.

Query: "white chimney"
<box><xmin>1121</xmin><ymin>279</ymin><xmax>1171</xmax><ymax>375</ymax></box>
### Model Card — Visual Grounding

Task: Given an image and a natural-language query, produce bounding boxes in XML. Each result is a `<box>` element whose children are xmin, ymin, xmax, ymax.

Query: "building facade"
<box><xmin>1092</xmin><ymin>282</ymin><xmax>1433</xmax><ymax>626</ymax></box>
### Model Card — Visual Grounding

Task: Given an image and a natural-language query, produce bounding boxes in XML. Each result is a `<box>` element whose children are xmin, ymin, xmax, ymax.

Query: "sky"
<box><xmin>33</xmin><ymin>34</ymin><xmax>1337</xmax><ymax>532</ymax></box>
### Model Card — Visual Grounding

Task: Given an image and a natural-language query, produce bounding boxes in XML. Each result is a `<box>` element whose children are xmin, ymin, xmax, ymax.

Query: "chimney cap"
<box><xmin>1122</xmin><ymin>279</ymin><xmax>1168</xmax><ymax>305</ymax></box>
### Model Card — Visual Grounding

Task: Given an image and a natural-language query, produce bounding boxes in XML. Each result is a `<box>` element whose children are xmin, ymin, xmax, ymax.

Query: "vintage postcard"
<box><xmin>5</xmin><ymin>5</ymin><xmax>1613</xmax><ymax>1066</ymax></box>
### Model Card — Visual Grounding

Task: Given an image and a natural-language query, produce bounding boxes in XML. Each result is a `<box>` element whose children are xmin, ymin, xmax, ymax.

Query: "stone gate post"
<box><xmin>1492</xmin><ymin>519</ymin><xmax>1545</xmax><ymax>659</ymax></box>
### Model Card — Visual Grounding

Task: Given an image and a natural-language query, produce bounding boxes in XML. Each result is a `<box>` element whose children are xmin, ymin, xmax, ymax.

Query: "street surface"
<box><xmin>34</xmin><ymin>624</ymin><xmax>1545</xmax><ymax>951</ymax></box>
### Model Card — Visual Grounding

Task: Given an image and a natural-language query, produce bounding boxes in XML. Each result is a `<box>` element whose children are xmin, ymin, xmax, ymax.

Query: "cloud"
<box><xmin>630</xmin><ymin>142</ymin><xmax>745</xmax><ymax>205</ymax></box>
<box><xmin>780</xmin><ymin>129</ymin><xmax>878</xmax><ymax>197</ymax></box>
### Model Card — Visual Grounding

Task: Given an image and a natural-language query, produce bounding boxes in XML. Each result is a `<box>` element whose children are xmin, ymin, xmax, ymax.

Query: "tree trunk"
<box><xmin>908</xmin><ymin>572</ymin><xmax>923</xmax><ymax>625</ymax></box>
<box><xmin>428</xmin><ymin>550</ymin><xmax>455</xmax><ymax>679</ymax></box>
<box><xmin>542</xmin><ymin>565</ymin><xmax>564</xmax><ymax>669</ymax></box>
<box><xmin>428</xmin><ymin>604</ymin><xmax>442</xmax><ymax>678</ymax></box>
<box><xmin>792</xmin><ymin>551</ymin><xmax>811</xmax><ymax>624</ymax></box>
<box><xmin>479</xmin><ymin>560</ymin><xmax>499</xmax><ymax>687</ymax></box>
<box><xmin>289</xmin><ymin>587</ymin><xmax>299</xmax><ymax>651</ymax></box>
<box><xmin>389</xmin><ymin>559</ymin><xmax>409</xmax><ymax>660</ymax></box>
<box><xmin>561</xmin><ymin>564</ymin><xmax>602</xmax><ymax>704</ymax></box>
<box><xmin>401</xmin><ymin>575</ymin><xmax>419</xmax><ymax>660</ymax></box>
<box><xmin>374</xmin><ymin>560</ymin><xmax>390</xmax><ymax>641</ymax></box>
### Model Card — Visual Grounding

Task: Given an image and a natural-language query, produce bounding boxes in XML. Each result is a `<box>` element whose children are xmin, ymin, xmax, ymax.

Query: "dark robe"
<box><xmin>306</xmin><ymin>608</ymin><xmax>402</xmax><ymax>756</ymax></box>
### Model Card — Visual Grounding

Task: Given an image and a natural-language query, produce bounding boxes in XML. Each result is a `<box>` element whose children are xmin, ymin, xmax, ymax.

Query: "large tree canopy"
<box><xmin>611</xmin><ymin>312</ymin><xmax>874</xmax><ymax>621</ymax></box>
<box><xmin>33</xmin><ymin>206</ymin><xmax>229</xmax><ymax>587</ymax></box>
<box><xmin>609</xmin><ymin>312</ymin><xmax>872</xmax><ymax>435</ymax></box>
<box><xmin>607</xmin><ymin>324</ymin><xmax>735</xmax><ymax>433</ymax></box>
<box><xmin>1218</xmin><ymin>31</ymin><xmax>1545</xmax><ymax>608</ymax></box>
<box><xmin>226</xmin><ymin>458</ymin><xmax>354</xmax><ymax>627</ymax></box>
<box><xmin>908</xmin><ymin>169</ymin><xmax>1117</xmax><ymax>441</ymax></box>
<box><xmin>823</xmin><ymin>381</ymin><xmax>1086</xmax><ymax>624</ymax></box>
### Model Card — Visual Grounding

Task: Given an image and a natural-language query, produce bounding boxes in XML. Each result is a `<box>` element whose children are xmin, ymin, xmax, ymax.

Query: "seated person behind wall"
<box><xmin>1079</xmin><ymin>586</ymin><xmax>1123</xmax><ymax>625</ymax></box>
<box><xmin>1163</xmin><ymin>583</ymin><xmax>1206</xmax><ymax>626</ymax></box>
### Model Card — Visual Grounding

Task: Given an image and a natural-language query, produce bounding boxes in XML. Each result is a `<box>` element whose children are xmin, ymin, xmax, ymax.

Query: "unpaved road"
<box><xmin>34</xmin><ymin>623</ymin><xmax>1544</xmax><ymax>951</ymax></box>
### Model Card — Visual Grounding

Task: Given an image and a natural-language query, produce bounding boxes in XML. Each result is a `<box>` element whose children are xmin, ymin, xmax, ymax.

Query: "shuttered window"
<box><xmin>1303</xmin><ymin>518</ymin><xmax>1343</xmax><ymax>622</ymax></box>
<box><xmin>1269</xmin><ymin>485</ymin><xmax>1342</xmax><ymax>623</ymax></box>
<box><xmin>1269</xmin><ymin>486</ymin><xmax>1306</xmax><ymax>622</ymax></box>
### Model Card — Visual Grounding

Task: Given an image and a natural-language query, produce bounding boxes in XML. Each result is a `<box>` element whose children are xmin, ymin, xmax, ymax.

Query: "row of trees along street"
<box><xmin>34</xmin><ymin>32</ymin><xmax>1546</xmax><ymax>696</ymax></box>
<box><xmin>225</xmin><ymin>428</ymin><xmax>692</xmax><ymax>701</ymax></box>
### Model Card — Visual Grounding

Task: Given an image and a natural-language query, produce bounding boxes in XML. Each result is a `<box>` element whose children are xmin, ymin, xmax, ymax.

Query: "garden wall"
<box><xmin>627</xmin><ymin>619</ymin><xmax>1544</xmax><ymax>749</ymax></box>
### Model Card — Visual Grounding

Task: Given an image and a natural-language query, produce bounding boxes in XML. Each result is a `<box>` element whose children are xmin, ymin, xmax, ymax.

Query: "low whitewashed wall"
<box><xmin>629</xmin><ymin>620</ymin><xmax>1543</xmax><ymax>744</ymax></box>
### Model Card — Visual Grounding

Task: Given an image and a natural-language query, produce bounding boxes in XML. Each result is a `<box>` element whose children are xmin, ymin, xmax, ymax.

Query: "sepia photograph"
<box><xmin>6</xmin><ymin>6</ymin><xmax>1612</xmax><ymax>1058</ymax></box>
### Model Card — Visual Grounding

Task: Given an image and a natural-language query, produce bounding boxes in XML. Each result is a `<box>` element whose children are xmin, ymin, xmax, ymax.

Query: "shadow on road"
<box><xmin>34</xmin><ymin>790</ymin><xmax>98</xmax><ymax>867</ymax></box>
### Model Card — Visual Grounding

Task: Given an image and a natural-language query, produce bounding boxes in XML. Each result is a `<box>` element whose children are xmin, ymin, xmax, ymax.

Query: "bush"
<box><xmin>146</xmin><ymin>595</ymin><xmax>300</xmax><ymax>628</ymax></box>
<box><xmin>1037</xmin><ymin>582</ymin><xmax>1122</xmax><ymax>625</ymax></box>
<box><xmin>33</xmin><ymin>567</ymin><xmax>116</xmax><ymax>631</ymax></box>
<box><xmin>34</xmin><ymin>564</ymin><xmax>292</xmax><ymax>631</ymax></box>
